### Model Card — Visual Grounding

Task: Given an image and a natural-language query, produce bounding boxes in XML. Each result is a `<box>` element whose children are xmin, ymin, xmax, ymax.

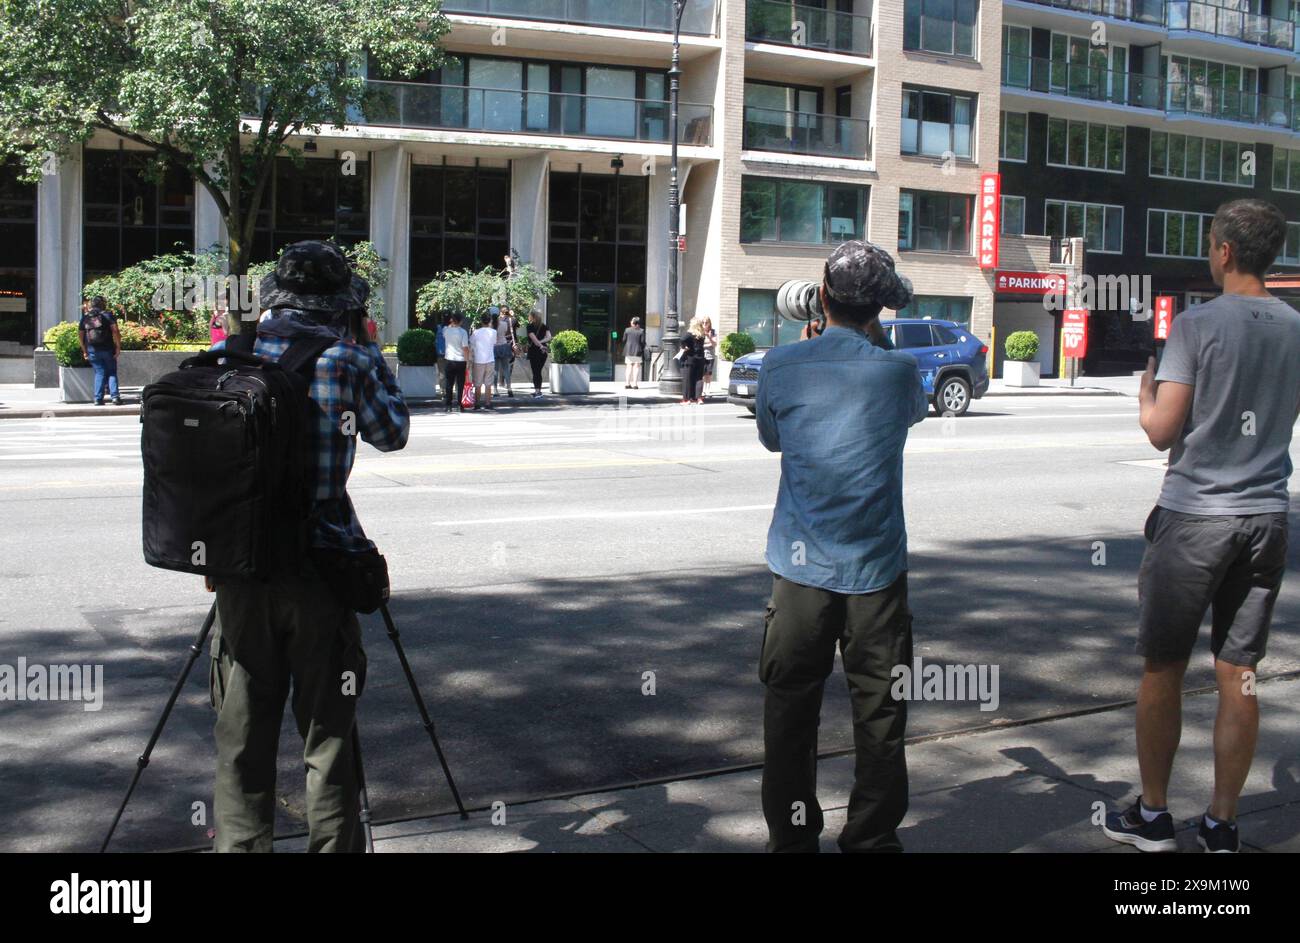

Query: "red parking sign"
<box><xmin>1063</xmin><ymin>308</ymin><xmax>1088</xmax><ymax>359</ymax></box>
<box><xmin>1154</xmin><ymin>296</ymin><xmax>1175</xmax><ymax>340</ymax></box>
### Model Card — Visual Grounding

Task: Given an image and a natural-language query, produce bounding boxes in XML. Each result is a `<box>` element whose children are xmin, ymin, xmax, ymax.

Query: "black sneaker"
<box><xmin>1102</xmin><ymin>799</ymin><xmax>1177</xmax><ymax>852</ymax></box>
<box><xmin>111</xmin><ymin>397</ymin><xmax>122</xmax><ymax>406</ymax></box>
<box><xmin>1198</xmin><ymin>816</ymin><xmax>1239</xmax><ymax>853</ymax></box>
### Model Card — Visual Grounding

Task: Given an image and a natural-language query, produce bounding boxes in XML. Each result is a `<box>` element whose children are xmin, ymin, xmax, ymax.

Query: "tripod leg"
<box><xmin>379</xmin><ymin>603</ymin><xmax>468</xmax><ymax>819</ymax></box>
<box><xmin>100</xmin><ymin>601</ymin><xmax>218</xmax><ymax>853</ymax></box>
<box><xmin>352</xmin><ymin>724</ymin><xmax>375</xmax><ymax>853</ymax></box>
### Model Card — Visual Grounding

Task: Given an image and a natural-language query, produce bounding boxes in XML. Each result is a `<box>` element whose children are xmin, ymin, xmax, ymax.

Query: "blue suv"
<box><xmin>726</xmin><ymin>319</ymin><xmax>990</xmax><ymax>416</ymax></box>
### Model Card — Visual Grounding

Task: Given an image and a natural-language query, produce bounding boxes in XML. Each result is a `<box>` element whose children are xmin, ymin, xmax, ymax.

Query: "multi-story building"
<box><xmin>998</xmin><ymin>0</ymin><xmax>1300</xmax><ymax>376</ymax></box>
<box><xmin>6</xmin><ymin>1</ymin><xmax>1297</xmax><ymax>384</ymax></box>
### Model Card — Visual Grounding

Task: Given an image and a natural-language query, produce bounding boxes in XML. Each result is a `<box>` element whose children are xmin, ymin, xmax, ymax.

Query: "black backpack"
<box><xmin>83</xmin><ymin>312</ymin><xmax>113</xmax><ymax>347</ymax></box>
<box><xmin>140</xmin><ymin>333</ymin><xmax>335</xmax><ymax>580</ymax></box>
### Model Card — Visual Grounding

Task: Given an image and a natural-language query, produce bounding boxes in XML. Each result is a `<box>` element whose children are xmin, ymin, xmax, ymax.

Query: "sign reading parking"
<box><xmin>978</xmin><ymin>173</ymin><xmax>1001</xmax><ymax>269</ymax></box>
<box><xmin>994</xmin><ymin>271</ymin><xmax>1066</xmax><ymax>295</ymax></box>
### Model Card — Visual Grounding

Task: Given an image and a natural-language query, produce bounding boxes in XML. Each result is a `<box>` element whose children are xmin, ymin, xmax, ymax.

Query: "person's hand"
<box><xmin>203</xmin><ymin>576</ymin><xmax>215</xmax><ymax>593</ymax></box>
<box><xmin>1139</xmin><ymin>355</ymin><xmax>1157</xmax><ymax>404</ymax></box>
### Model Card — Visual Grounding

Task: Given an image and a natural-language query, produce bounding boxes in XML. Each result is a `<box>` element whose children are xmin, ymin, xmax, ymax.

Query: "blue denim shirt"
<box><xmin>756</xmin><ymin>326</ymin><xmax>928</xmax><ymax>594</ymax></box>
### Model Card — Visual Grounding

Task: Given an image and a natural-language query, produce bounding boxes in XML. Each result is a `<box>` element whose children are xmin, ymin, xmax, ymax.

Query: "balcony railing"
<box><xmin>1002</xmin><ymin>55</ymin><xmax>1164</xmax><ymax>109</ymax></box>
<box><xmin>742</xmin><ymin>105</ymin><xmax>871</xmax><ymax>159</ymax></box>
<box><xmin>1167</xmin><ymin>1</ymin><xmax>1295</xmax><ymax>49</ymax></box>
<box><xmin>1013</xmin><ymin>0</ymin><xmax>1164</xmax><ymax>26</ymax></box>
<box><xmin>440</xmin><ymin>0</ymin><xmax>717</xmax><ymax>35</ymax></box>
<box><xmin>745</xmin><ymin>0</ymin><xmax>872</xmax><ymax>56</ymax></box>
<box><xmin>358</xmin><ymin>80</ymin><xmax>714</xmax><ymax>144</ymax></box>
<box><xmin>1014</xmin><ymin>0</ymin><xmax>1295</xmax><ymax>51</ymax></box>
<box><xmin>1165</xmin><ymin>81</ymin><xmax>1299</xmax><ymax>130</ymax></box>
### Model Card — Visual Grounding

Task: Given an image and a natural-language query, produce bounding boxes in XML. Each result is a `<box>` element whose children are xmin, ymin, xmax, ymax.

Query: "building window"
<box><xmin>899</xmin><ymin>190</ymin><xmax>972</xmax><ymax>253</ymax></box>
<box><xmin>904</xmin><ymin>0</ymin><xmax>978</xmax><ymax>58</ymax></box>
<box><xmin>1045</xmin><ymin>199</ymin><xmax>1123</xmax><ymax>254</ymax></box>
<box><xmin>1049</xmin><ymin>34</ymin><xmax>1128</xmax><ymax>104</ymax></box>
<box><xmin>1147</xmin><ymin>208</ymin><xmax>1213</xmax><ymax>259</ymax></box>
<box><xmin>1273</xmin><ymin>146</ymin><xmax>1300</xmax><ymax>192</ymax></box>
<box><xmin>1000</xmin><ymin>111</ymin><xmax>1027</xmax><ymax>161</ymax></box>
<box><xmin>1280</xmin><ymin>222</ymin><xmax>1300</xmax><ymax>265</ymax></box>
<box><xmin>1001</xmin><ymin>195</ymin><xmax>1025</xmax><ymax>235</ymax></box>
<box><xmin>740</xmin><ymin>177</ymin><xmax>868</xmax><ymax>245</ymax></box>
<box><xmin>0</xmin><ymin>159</ymin><xmax>36</xmax><ymax>347</ymax></box>
<box><xmin>1045</xmin><ymin>118</ymin><xmax>1124</xmax><ymax>172</ymax></box>
<box><xmin>250</xmin><ymin>155</ymin><xmax>370</xmax><ymax>263</ymax></box>
<box><xmin>902</xmin><ymin>88</ymin><xmax>975</xmax><ymax>159</ymax></box>
<box><xmin>1002</xmin><ymin>25</ymin><xmax>1031</xmax><ymax>88</ymax></box>
<box><xmin>738</xmin><ymin>288</ymin><xmax>803</xmax><ymax>348</ymax></box>
<box><xmin>1150</xmin><ymin>132</ymin><xmax>1251</xmax><ymax>185</ymax></box>
<box><xmin>83</xmin><ymin>147</ymin><xmax>195</xmax><ymax>275</ymax></box>
<box><xmin>896</xmin><ymin>295</ymin><xmax>973</xmax><ymax>328</ymax></box>
<box><xmin>1166</xmin><ymin>55</ymin><xmax>1257</xmax><ymax>119</ymax></box>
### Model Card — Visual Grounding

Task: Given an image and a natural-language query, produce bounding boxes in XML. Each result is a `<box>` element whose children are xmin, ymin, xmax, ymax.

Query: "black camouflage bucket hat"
<box><xmin>259</xmin><ymin>240</ymin><xmax>369</xmax><ymax>314</ymax></box>
<box><xmin>824</xmin><ymin>239</ymin><xmax>913</xmax><ymax>311</ymax></box>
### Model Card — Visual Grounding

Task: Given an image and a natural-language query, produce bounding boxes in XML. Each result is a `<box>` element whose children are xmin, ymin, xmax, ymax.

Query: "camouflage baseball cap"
<box><xmin>823</xmin><ymin>240</ymin><xmax>913</xmax><ymax>311</ymax></box>
<box><xmin>259</xmin><ymin>240</ymin><xmax>369</xmax><ymax>314</ymax></box>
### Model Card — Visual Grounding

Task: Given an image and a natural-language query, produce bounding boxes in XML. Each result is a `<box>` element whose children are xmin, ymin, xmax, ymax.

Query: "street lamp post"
<box><xmin>658</xmin><ymin>0</ymin><xmax>688</xmax><ymax>396</ymax></box>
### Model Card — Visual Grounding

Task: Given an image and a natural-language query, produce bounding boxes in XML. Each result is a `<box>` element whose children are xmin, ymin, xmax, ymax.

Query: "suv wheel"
<box><xmin>935</xmin><ymin>375</ymin><xmax>971</xmax><ymax>417</ymax></box>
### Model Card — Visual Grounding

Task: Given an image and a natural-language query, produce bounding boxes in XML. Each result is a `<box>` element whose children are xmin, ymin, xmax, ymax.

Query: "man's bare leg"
<box><xmin>1137</xmin><ymin>656</ymin><xmax>1189</xmax><ymax>808</ymax></box>
<box><xmin>1209</xmin><ymin>658</ymin><xmax>1259</xmax><ymax>822</ymax></box>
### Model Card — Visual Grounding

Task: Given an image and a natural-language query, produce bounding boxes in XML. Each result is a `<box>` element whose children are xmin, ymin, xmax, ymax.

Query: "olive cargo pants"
<box><xmin>210</xmin><ymin>575</ymin><xmax>367</xmax><ymax>852</ymax></box>
<box><xmin>759</xmin><ymin>572</ymin><xmax>913</xmax><ymax>853</ymax></box>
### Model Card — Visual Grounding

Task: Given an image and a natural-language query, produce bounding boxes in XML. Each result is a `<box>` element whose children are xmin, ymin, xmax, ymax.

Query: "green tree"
<box><xmin>415</xmin><ymin>265</ymin><xmax>558</xmax><ymax>330</ymax></box>
<box><xmin>0</xmin><ymin>0</ymin><xmax>447</xmax><ymax>309</ymax></box>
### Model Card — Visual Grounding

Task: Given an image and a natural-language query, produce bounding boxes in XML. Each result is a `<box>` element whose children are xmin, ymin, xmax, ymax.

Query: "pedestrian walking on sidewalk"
<box><xmin>678</xmin><ymin>317</ymin><xmax>707</xmax><ymax>404</ymax></box>
<box><xmin>623</xmin><ymin>317</ymin><xmax>645</xmax><ymax>389</ymax></box>
<box><xmin>754</xmin><ymin>240</ymin><xmax>923</xmax><ymax>853</ymax></box>
<box><xmin>442</xmin><ymin>313</ymin><xmax>470</xmax><ymax>413</ymax></box>
<box><xmin>702</xmin><ymin>317</ymin><xmax>718</xmax><ymax>395</ymax></box>
<box><xmin>526</xmin><ymin>312</ymin><xmax>552</xmax><ymax>399</ymax></box>
<box><xmin>494</xmin><ymin>306</ymin><xmax>518</xmax><ymax>398</ymax></box>
<box><xmin>78</xmin><ymin>296</ymin><xmax>122</xmax><ymax>406</ymax></box>
<box><xmin>470</xmin><ymin>314</ymin><xmax>497</xmax><ymax>410</ymax></box>
<box><xmin>1103</xmin><ymin>199</ymin><xmax>1300</xmax><ymax>854</ymax></box>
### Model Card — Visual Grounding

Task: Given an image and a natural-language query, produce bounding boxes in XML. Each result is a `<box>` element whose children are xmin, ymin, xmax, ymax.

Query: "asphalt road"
<box><xmin>2</xmin><ymin>392</ymin><xmax>1298</xmax><ymax>851</ymax></box>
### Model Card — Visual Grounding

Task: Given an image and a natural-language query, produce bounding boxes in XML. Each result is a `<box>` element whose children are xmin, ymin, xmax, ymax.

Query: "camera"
<box><xmin>775</xmin><ymin>279</ymin><xmax>822</xmax><ymax>323</ymax></box>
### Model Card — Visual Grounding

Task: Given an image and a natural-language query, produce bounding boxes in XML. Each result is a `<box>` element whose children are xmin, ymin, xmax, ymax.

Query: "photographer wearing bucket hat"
<box><xmin>755</xmin><ymin>239</ymin><xmax>928</xmax><ymax>853</ymax></box>
<box><xmin>209</xmin><ymin>240</ymin><xmax>410</xmax><ymax>852</ymax></box>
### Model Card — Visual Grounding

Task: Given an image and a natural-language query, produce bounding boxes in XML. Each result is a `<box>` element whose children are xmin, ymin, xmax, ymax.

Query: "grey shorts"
<box><xmin>1137</xmin><ymin>505</ymin><xmax>1288</xmax><ymax>667</ymax></box>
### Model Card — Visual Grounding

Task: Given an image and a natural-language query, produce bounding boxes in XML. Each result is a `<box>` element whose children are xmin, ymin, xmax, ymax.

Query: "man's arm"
<box><xmin>78</xmin><ymin>321</ymin><xmax>88</xmax><ymax>360</ymax></box>
<box><xmin>907</xmin><ymin>365</ymin><xmax>928</xmax><ymax>425</ymax></box>
<box><xmin>755</xmin><ymin>367</ymin><xmax>780</xmax><ymax>452</ymax></box>
<box><xmin>1139</xmin><ymin>356</ymin><xmax>1193</xmax><ymax>451</ymax></box>
<box><xmin>111</xmin><ymin>320</ymin><xmax>122</xmax><ymax>357</ymax></box>
<box><xmin>353</xmin><ymin>337</ymin><xmax>410</xmax><ymax>452</ymax></box>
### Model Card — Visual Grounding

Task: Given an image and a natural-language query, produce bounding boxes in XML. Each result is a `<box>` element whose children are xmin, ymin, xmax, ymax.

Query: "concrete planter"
<box><xmin>59</xmin><ymin>365</ymin><xmax>95</xmax><ymax>403</ymax></box>
<box><xmin>1003</xmin><ymin>360</ymin><xmax>1041</xmax><ymax>387</ymax></box>
<box><xmin>397</xmin><ymin>363</ymin><xmax>439</xmax><ymax>399</ymax></box>
<box><xmin>549</xmin><ymin>362</ymin><xmax>590</xmax><ymax>394</ymax></box>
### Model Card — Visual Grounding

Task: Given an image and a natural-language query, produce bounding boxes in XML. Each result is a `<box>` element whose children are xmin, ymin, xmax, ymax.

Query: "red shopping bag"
<box><xmin>461</xmin><ymin>371</ymin><xmax>476</xmax><ymax>409</ymax></box>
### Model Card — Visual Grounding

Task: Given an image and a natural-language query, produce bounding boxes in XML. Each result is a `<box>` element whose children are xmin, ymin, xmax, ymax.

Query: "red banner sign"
<box><xmin>1063</xmin><ymin>308</ymin><xmax>1088</xmax><ymax>359</ymax></box>
<box><xmin>978</xmin><ymin>173</ymin><xmax>1001</xmax><ymax>269</ymax></box>
<box><xmin>1154</xmin><ymin>295</ymin><xmax>1175</xmax><ymax>340</ymax></box>
<box><xmin>994</xmin><ymin>271</ymin><xmax>1067</xmax><ymax>295</ymax></box>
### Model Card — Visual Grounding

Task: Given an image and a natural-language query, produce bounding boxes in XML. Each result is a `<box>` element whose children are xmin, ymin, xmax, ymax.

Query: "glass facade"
<box><xmin>738</xmin><ymin>288</ymin><xmax>803</xmax><ymax>349</ymax></box>
<box><xmin>547</xmin><ymin>171</ymin><xmax>648</xmax><ymax>380</ymax></box>
<box><xmin>410</xmin><ymin>162</ymin><xmax>511</xmax><ymax>324</ymax></box>
<box><xmin>898</xmin><ymin>190</ymin><xmax>972</xmax><ymax>253</ymax></box>
<box><xmin>1045</xmin><ymin>199</ymin><xmax>1123</xmax><ymax>254</ymax></box>
<box><xmin>250</xmin><ymin>155</ymin><xmax>370</xmax><ymax>263</ymax></box>
<box><xmin>83</xmin><ymin>147</ymin><xmax>195</xmax><ymax>276</ymax></box>
<box><xmin>901</xmin><ymin>88</ymin><xmax>975</xmax><ymax>159</ymax></box>
<box><xmin>740</xmin><ymin>177</ymin><xmax>868</xmax><ymax>245</ymax></box>
<box><xmin>904</xmin><ymin>0</ymin><xmax>978</xmax><ymax>57</ymax></box>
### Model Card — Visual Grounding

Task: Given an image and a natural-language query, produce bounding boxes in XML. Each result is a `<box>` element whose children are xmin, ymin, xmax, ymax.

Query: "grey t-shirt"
<box><xmin>624</xmin><ymin>327</ymin><xmax>644</xmax><ymax>358</ymax></box>
<box><xmin>1156</xmin><ymin>293</ymin><xmax>1300</xmax><ymax>515</ymax></box>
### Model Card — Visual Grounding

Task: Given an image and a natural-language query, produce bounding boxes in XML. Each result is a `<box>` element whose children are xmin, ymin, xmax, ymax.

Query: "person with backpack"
<box><xmin>78</xmin><ymin>296</ymin><xmax>121</xmax><ymax>406</ymax></box>
<box><xmin>442</xmin><ymin>312</ymin><xmax>470</xmax><ymax>412</ymax></box>
<box><xmin>193</xmin><ymin>240</ymin><xmax>409</xmax><ymax>852</ymax></box>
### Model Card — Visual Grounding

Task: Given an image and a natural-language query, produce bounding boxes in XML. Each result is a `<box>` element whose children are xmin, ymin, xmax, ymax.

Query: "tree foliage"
<box><xmin>0</xmin><ymin>0</ymin><xmax>448</xmax><ymax>281</ymax></box>
<box><xmin>415</xmin><ymin>264</ymin><xmax>559</xmax><ymax>329</ymax></box>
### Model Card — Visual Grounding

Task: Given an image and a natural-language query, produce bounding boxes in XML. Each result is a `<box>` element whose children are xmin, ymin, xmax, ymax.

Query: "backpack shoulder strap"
<box><xmin>277</xmin><ymin>334</ymin><xmax>339</xmax><ymax>382</ymax></box>
<box><xmin>226</xmin><ymin>329</ymin><xmax>258</xmax><ymax>356</ymax></box>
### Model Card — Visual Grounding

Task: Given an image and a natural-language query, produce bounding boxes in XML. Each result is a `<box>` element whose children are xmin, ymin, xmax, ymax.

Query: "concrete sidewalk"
<box><xmin>284</xmin><ymin>675</ymin><xmax>1299</xmax><ymax>853</ymax></box>
<box><xmin>986</xmin><ymin>374</ymin><xmax>1140</xmax><ymax>398</ymax></box>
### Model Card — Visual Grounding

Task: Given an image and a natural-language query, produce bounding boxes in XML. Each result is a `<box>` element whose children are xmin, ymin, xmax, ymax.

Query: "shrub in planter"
<box><xmin>720</xmin><ymin>331</ymin><xmax>756</xmax><ymax>362</ymax></box>
<box><xmin>396</xmin><ymin>328</ymin><xmax>438</xmax><ymax>365</ymax></box>
<box><xmin>45</xmin><ymin>322</ymin><xmax>86</xmax><ymax>367</ymax></box>
<box><xmin>550</xmin><ymin>330</ymin><xmax>589</xmax><ymax>364</ymax></box>
<box><xmin>118</xmin><ymin>322</ymin><xmax>166</xmax><ymax>351</ymax></box>
<box><xmin>1004</xmin><ymin>331</ymin><xmax>1040</xmax><ymax>362</ymax></box>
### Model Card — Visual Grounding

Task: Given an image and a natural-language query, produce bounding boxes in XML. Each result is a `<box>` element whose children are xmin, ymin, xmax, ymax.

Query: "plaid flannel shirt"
<box><xmin>215</xmin><ymin>334</ymin><xmax>409</xmax><ymax>553</ymax></box>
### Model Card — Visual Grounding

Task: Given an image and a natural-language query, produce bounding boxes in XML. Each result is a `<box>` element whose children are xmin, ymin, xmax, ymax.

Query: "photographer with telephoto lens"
<box><xmin>755</xmin><ymin>239</ymin><xmax>927</xmax><ymax>853</ymax></box>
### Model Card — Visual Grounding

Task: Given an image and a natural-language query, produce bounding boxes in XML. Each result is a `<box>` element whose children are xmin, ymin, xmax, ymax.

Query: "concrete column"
<box><xmin>193</xmin><ymin>168</ymin><xmax>227</xmax><ymax>256</ymax></box>
<box><xmin>369</xmin><ymin>145</ymin><xmax>411</xmax><ymax>343</ymax></box>
<box><xmin>36</xmin><ymin>144</ymin><xmax>83</xmax><ymax>340</ymax></box>
<box><xmin>509</xmin><ymin>153</ymin><xmax>549</xmax><ymax>315</ymax></box>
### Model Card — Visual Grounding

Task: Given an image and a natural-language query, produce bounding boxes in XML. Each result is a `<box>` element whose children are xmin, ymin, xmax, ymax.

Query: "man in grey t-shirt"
<box><xmin>1104</xmin><ymin>199</ymin><xmax>1300</xmax><ymax>855</ymax></box>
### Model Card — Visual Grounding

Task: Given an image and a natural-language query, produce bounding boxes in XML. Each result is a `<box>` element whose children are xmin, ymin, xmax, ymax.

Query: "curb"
<box><xmin>0</xmin><ymin>405</ymin><xmax>141</xmax><ymax>419</ymax></box>
<box><xmin>982</xmin><ymin>388</ymin><xmax>1128</xmax><ymax>398</ymax></box>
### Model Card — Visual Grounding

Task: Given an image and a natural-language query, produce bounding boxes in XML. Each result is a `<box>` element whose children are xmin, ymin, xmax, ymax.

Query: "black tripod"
<box><xmin>101</xmin><ymin>600</ymin><xmax>467</xmax><ymax>853</ymax></box>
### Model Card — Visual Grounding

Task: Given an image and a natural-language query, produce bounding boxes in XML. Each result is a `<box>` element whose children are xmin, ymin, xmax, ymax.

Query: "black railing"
<box><xmin>742</xmin><ymin>105</ymin><xmax>871</xmax><ymax>158</ymax></box>
<box><xmin>441</xmin><ymin>0</ymin><xmax>717</xmax><ymax>34</ymax></box>
<box><xmin>745</xmin><ymin>0</ymin><xmax>872</xmax><ymax>55</ymax></box>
